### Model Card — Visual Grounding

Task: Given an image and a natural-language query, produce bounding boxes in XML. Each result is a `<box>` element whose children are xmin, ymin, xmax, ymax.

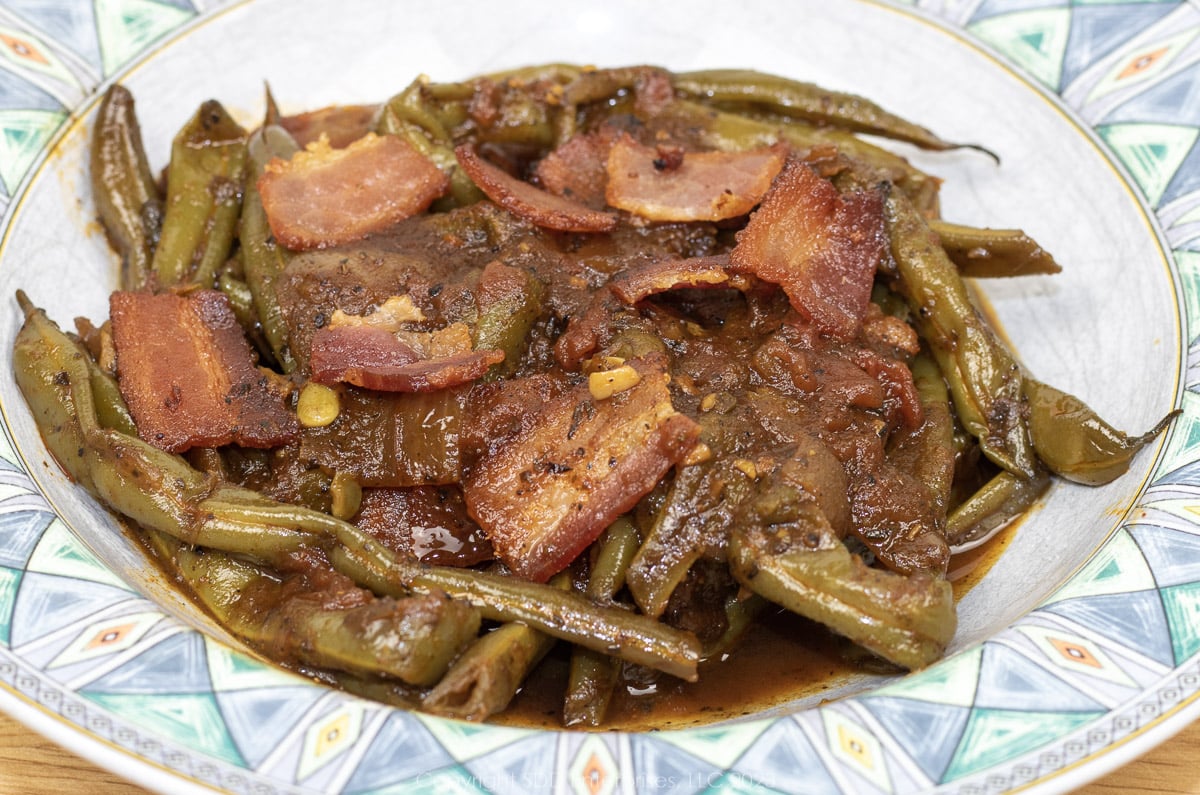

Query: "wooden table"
<box><xmin>0</xmin><ymin>709</ymin><xmax>1197</xmax><ymax>794</ymax></box>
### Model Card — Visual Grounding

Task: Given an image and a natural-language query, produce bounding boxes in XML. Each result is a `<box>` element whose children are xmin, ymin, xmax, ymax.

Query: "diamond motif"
<box><xmin>822</xmin><ymin>709</ymin><xmax>891</xmax><ymax>792</ymax></box>
<box><xmin>298</xmin><ymin>703</ymin><xmax>362</xmax><ymax>781</ymax></box>
<box><xmin>48</xmin><ymin>610</ymin><xmax>161</xmax><ymax>669</ymax></box>
<box><xmin>568</xmin><ymin>736</ymin><xmax>616</xmax><ymax>795</ymax></box>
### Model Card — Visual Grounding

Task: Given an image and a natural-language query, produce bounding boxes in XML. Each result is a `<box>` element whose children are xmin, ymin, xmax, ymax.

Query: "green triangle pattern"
<box><xmin>25</xmin><ymin>518</ymin><xmax>132</xmax><ymax>591</ymax></box>
<box><xmin>0</xmin><ymin>108</ymin><xmax>66</xmax><ymax>195</ymax></box>
<box><xmin>83</xmin><ymin>691</ymin><xmax>245</xmax><ymax>766</ymax></box>
<box><xmin>871</xmin><ymin>644</ymin><xmax>982</xmax><ymax>708</ymax></box>
<box><xmin>943</xmin><ymin>707</ymin><xmax>1103</xmax><ymax>781</ymax></box>
<box><xmin>415</xmin><ymin>713</ymin><xmax>533</xmax><ymax>762</ymax></box>
<box><xmin>93</xmin><ymin>0</ymin><xmax>193</xmax><ymax>77</ymax></box>
<box><xmin>968</xmin><ymin>9</ymin><xmax>1071</xmax><ymax>90</ymax></box>
<box><xmin>203</xmin><ymin>635</ymin><xmax>304</xmax><ymax>693</ymax></box>
<box><xmin>1042</xmin><ymin>529</ymin><xmax>1157</xmax><ymax>605</ymax></box>
<box><xmin>1096</xmin><ymin>122</ymin><xmax>1199</xmax><ymax>206</ymax></box>
<box><xmin>1154</xmin><ymin>392</ymin><xmax>1200</xmax><ymax>478</ymax></box>
<box><xmin>1173</xmin><ymin>248</ymin><xmax>1200</xmax><ymax>345</ymax></box>
<box><xmin>660</xmin><ymin>719</ymin><xmax>771</xmax><ymax>769</ymax></box>
<box><xmin>1160</xmin><ymin>580</ymin><xmax>1200</xmax><ymax>664</ymax></box>
<box><xmin>0</xmin><ymin>566</ymin><xmax>22</xmax><ymax>646</ymax></box>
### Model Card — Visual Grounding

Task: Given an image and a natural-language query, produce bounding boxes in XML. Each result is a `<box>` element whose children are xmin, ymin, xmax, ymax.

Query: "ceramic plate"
<box><xmin>0</xmin><ymin>0</ymin><xmax>1196</xmax><ymax>792</ymax></box>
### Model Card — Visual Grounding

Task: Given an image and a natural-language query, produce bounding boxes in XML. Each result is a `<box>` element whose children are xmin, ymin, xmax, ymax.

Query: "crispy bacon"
<box><xmin>279</xmin><ymin>104</ymin><xmax>378</xmax><ymax>149</ymax></box>
<box><xmin>258</xmin><ymin>133</ymin><xmax>448</xmax><ymax>251</ymax></box>
<box><xmin>611</xmin><ymin>255</ymin><xmax>732</xmax><ymax>304</ymax></box>
<box><xmin>110</xmin><ymin>290</ymin><xmax>298</xmax><ymax>453</ymax></box>
<box><xmin>730</xmin><ymin>159</ymin><xmax>885</xmax><ymax>340</ymax></box>
<box><xmin>309</xmin><ymin>325</ymin><xmax>421</xmax><ymax>383</ymax></box>
<box><xmin>534</xmin><ymin>128</ymin><xmax>621</xmax><ymax>209</ymax></box>
<box><xmin>309</xmin><ymin>324</ymin><xmax>502</xmax><ymax>392</ymax></box>
<box><xmin>605</xmin><ymin>134</ymin><xmax>787</xmax><ymax>222</ymax></box>
<box><xmin>455</xmin><ymin>144</ymin><xmax>618</xmax><ymax>232</ymax></box>
<box><xmin>463</xmin><ymin>356</ymin><xmax>700</xmax><ymax>582</ymax></box>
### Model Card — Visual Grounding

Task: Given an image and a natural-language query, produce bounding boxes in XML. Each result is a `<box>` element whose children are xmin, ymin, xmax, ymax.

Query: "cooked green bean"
<box><xmin>151</xmin><ymin>100</ymin><xmax>247</xmax><ymax>288</ymax></box>
<box><xmin>423</xmin><ymin>622</ymin><xmax>554</xmax><ymax>720</ymax></box>
<box><xmin>930</xmin><ymin>219</ymin><xmax>1062</xmax><ymax>278</ymax></box>
<box><xmin>946</xmin><ymin>469</ymin><xmax>1051</xmax><ymax>548</ymax></box>
<box><xmin>1023</xmin><ymin>378</ymin><xmax>1178</xmax><ymax>486</ymax></box>
<box><xmin>240</xmin><ymin>125</ymin><xmax>298</xmax><ymax>372</ymax></box>
<box><xmin>90</xmin><ymin>85</ymin><xmax>162</xmax><ymax>291</ymax></box>
<box><xmin>673</xmin><ymin>69</ymin><xmax>962</xmax><ymax>151</ymax></box>
<box><xmin>149</xmin><ymin>528</ymin><xmax>480</xmax><ymax>686</ymax></box>
<box><xmin>884</xmin><ymin>184</ymin><xmax>1039</xmax><ymax>479</ymax></box>
<box><xmin>729</xmin><ymin>473</ymin><xmax>955</xmax><ymax>670</ymax></box>
<box><xmin>563</xmin><ymin>518</ymin><xmax>641</xmax><ymax>726</ymax></box>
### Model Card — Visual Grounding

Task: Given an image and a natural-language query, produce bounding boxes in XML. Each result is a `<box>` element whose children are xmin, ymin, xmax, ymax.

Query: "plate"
<box><xmin>0</xmin><ymin>0</ymin><xmax>1194</xmax><ymax>792</ymax></box>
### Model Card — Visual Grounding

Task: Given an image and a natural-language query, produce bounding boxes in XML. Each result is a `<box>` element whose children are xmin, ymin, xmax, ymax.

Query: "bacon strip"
<box><xmin>309</xmin><ymin>324</ymin><xmax>503</xmax><ymax>392</ymax></box>
<box><xmin>110</xmin><ymin>290</ymin><xmax>298</xmax><ymax>453</ymax></box>
<box><xmin>611</xmin><ymin>255</ymin><xmax>732</xmax><ymax>304</ymax></box>
<box><xmin>279</xmin><ymin>104</ymin><xmax>378</xmax><ymax>149</ymax></box>
<box><xmin>309</xmin><ymin>325</ymin><xmax>421</xmax><ymax>383</ymax></box>
<box><xmin>258</xmin><ymin>133</ymin><xmax>448</xmax><ymax>251</ymax></box>
<box><xmin>605</xmin><ymin>134</ymin><xmax>787</xmax><ymax>222</ymax></box>
<box><xmin>730</xmin><ymin>159</ymin><xmax>885</xmax><ymax>340</ymax></box>
<box><xmin>455</xmin><ymin>144</ymin><xmax>618</xmax><ymax>232</ymax></box>
<box><xmin>534</xmin><ymin>127</ymin><xmax>621</xmax><ymax>209</ymax></box>
<box><xmin>464</xmin><ymin>356</ymin><xmax>700</xmax><ymax>582</ymax></box>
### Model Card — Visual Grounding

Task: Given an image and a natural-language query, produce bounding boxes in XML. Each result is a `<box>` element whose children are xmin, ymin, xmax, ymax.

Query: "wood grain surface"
<box><xmin>0</xmin><ymin>708</ymin><xmax>1197</xmax><ymax>794</ymax></box>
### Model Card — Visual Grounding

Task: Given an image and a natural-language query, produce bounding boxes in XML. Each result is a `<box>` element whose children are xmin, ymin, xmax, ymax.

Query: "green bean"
<box><xmin>673</xmin><ymin>69</ymin><xmax>963</xmax><ymax>152</ymax></box>
<box><xmin>884</xmin><ymin>184</ymin><xmax>1038</xmax><ymax>479</ymax></box>
<box><xmin>626</xmin><ymin>464</ymin><xmax>708</xmax><ymax>618</ymax></box>
<box><xmin>587</xmin><ymin>517</ymin><xmax>640</xmax><ymax>602</ymax></box>
<box><xmin>1023</xmin><ymin>379</ymin><xmax>1178</xmax><ymax>486</ymax></box>
<box><xmin>474</xmin><ymin>265</ymin><xmax>544</xmax><ymax>380</ymax></box>
<box><xmin>929</xmin><ymin>220</ymin><xmax>1062</xmax><ymax>278</ymax></box>
<box><xmin>422</xmin><ymin>622</ymin><xmax>553</xmax><ymax>720</ymax></box>
<box><xmin>240</xmin><ymin>125</ymin><xmax>298</xmax><ymax>372</ymax></box>
<box><xmin>151</xmin><ymin>100</ymin><xmax>247</xmax><ymax>289</ymax></box>
<box><xmin>728</xmin><ymin>474</ymin><xmax>955</xmax><ymax>670</ymax></box>
<box><xmin>946</xmin><ymin>469</ymin><xmax>1051</xmax><ymax>548</ymax></box>
<box><xmin>331</xmin><ymin>545</ymin><xmax>700</xmax><ymax>681</ymax></box>
<box><xmin>702</xmin><ymin>594</ymin><xmax>767</xmax><ymax>661</ymax></box>
<box><xmin>148</xmin><ymin>528</ymin><xmax>480</xmax><ymax>686</ymax></box>
<box><xmin>90</xmin><ymin>85</ymin><xmax>162</xmax><ymax>291</ymax></box>
<box><xmin>562</xmin><ymin>518</ymin><xmax>641</xmax><ymax>726</ymax></box>
<box><xmin>13</xmin><ymin>292</ymin><xmax>103</xmax><ymax>488</ymax></box>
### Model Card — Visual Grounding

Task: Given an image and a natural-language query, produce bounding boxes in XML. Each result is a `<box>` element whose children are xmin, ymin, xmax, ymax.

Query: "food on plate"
<box><xmin>14</xmin><ymin>64</ymin><xmax>1176</xmax><ymax>727</ymax></box>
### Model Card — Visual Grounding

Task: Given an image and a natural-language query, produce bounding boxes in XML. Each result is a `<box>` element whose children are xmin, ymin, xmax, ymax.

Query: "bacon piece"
<box><xmin>309</xmin><ymin>325</ymin><xmax>421</xmax><ymax>383</ymax></box>
<box><xmin>258</xmin><ymin>133</ymin><xmax>448</xmax><ymax>251</ymax></box>
<box><xmin>309</xmin><ymin>324</ymin><xmax>502</xmax><ymax>392</ymax></box>
<box><xmin>279</xmin><ymin>104</ymin><xmax>378</xmax><ymax>149</ymax></box>
<box><xmin>343</xmin><ymin>350</ymin><xmax>504</xmax><ymax>392</ymax></box>
<box><xmin>730</xmin><ymin>160</ymin><xmax>885</xmax><ymax>340</ymax></box>
<box><xmin>110</xmin><ymin>290</ymin><xmax>298</xmax><ymax>453</ymax></box>
<box><xmin>534</xmin><ymin>127</ymin><xmax>621</xmax><ymax>209</ymax></box>
<box><xmin>455</xmin><ymin>144</ymin><xmax>618</xmax><ymax>232</ymax></box>
<box><xmin>463</xmin><ymin>356</ymin><xmax>700</xmax><ymax>582</ymax></box>
<box><xmin>611</xmin><ymin>255</ymin><xmax>732</xmax><ymax>304</ymax></box>
<box><xmin>605</xmin><ymin>134</ymin><xmax>787</xmax><ymax>222</ymax></box>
